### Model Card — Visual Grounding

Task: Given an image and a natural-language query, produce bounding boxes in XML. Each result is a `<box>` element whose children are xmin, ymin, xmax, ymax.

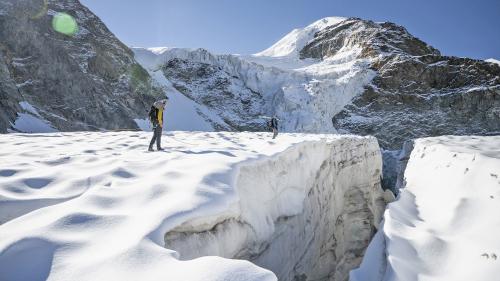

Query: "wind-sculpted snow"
<box><xmin>0</xmin><ymin>132</ymin><xmax>384</xmax><ymax>281</ymax></box>
<box><xmin>351</xmin><ymin>136</ymin><xmax>500</xmax><ymax>281</ymax></box>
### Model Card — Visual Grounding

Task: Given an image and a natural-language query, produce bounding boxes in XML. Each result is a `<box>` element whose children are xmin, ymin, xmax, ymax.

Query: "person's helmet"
<box><xmin>162</xmin><ymin>97</ymin><xmax>169</xmax><ymax>105</ymax></box>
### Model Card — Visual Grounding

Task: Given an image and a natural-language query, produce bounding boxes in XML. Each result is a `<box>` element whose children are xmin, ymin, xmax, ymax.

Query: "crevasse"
<box><xmin>165</xmin><ymin>136</ymin><xmax>386</xmax><ymax>281</ymax></box>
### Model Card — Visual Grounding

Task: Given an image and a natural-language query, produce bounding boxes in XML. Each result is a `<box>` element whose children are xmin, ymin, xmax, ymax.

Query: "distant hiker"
<box><xmin>268</xmin><ymin>116</ymin><xmax>279</xmax><ymax>139</ymax></box>
<box><xmin>148</xmin><ymin>98</ymin><xmax>168</xmax><ymax>151</ymax></box>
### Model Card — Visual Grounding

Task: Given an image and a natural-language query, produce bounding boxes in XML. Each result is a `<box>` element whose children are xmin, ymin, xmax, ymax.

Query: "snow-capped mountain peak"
<box><xmin>254</xmin><ymin>17</ymin><xmax>347</xmax><ymax>58</ymax></box>
<box><xmin>486</xmin><ymin>58</ymin><xmax>500</xmax><ymax>66</ymax></box>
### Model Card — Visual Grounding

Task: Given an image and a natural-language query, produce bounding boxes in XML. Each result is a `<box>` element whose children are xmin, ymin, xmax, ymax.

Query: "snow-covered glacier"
<box><xmin>132</xmin><ymin>18</ymin><xmax>376</xmax><ymax>133</ymax></box>
<box><xmin>0</xmin><ymin>132</ymin><xmax>385</xmax><ymax>281</ymax></box>
<box><xmin>351</xmin><ymin>136</ymin><xmax>500</xmax><ymax>281</ymax></box>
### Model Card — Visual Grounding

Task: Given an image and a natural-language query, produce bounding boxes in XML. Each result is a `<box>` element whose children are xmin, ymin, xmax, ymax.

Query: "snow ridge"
<box><xmin>254</xmin><ymin>17</ymin><xmax>347</xmax><ymax>58</ymax></box>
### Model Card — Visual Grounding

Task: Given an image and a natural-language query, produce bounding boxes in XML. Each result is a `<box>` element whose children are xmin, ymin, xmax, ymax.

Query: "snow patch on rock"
<box><xmin>485</xmin><ymin>58</ymin><xmax>500</xmax><ymax>66</ymax></box>
<box><xmin>11</xmin><ymin>113</ymin><xmax>58</xmax><ymax>133</ymax></box>
<box><xmin>19</xmin><ymin>101</ymin><xmax>41</xmax><ymax>117</ymax></box>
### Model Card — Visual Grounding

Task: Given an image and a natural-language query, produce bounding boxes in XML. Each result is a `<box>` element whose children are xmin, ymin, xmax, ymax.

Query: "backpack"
<box><xmin>148</xmin><ymin>106</ymin><xmax>157</xmax><ymax>123</ymax></box>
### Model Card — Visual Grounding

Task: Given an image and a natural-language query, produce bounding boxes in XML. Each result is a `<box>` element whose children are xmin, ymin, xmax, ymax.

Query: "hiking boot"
<box><xmin>148</xmin><ymin>147</ymin><xmax>154</xmax><ymax>152</ymax></box>
<box><xmin>157</xmin><ymin>147</ymin><xmax>164</xmax><ymax>151</ymax></box>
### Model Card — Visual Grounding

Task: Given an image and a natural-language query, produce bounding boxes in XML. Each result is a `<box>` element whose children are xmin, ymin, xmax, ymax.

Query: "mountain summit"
<box><xmin>255</xmin><ymin>17</ymin><xmax>348</xmax><ymax>58</ymax></box>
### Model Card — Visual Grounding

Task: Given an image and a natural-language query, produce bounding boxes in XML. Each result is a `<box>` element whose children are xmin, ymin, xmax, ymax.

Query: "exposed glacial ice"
<box><xmin>132</xmin><ymin>17</ymin><xmax>375</xmax><ymax>133</ymax></box>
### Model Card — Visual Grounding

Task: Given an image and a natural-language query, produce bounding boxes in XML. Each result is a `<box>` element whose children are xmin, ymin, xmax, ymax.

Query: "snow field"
<box><xmin>0</xmin><ymin>131</ymin><xmax>381</xmax><ymax>281</ymax></box>
<box><xmin>351</xmin><ymin>135</ymin><xmax>500</xmax><ymax>281</ymax></box>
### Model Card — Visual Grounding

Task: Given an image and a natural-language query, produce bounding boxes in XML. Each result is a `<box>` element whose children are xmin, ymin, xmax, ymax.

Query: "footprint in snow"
<box><xmin>491</xmin><ymin>173</ymin><xmax>498</xmax><ymax>179</ymax></box>
<box><xmin>481</xmin><ymin>253</ymin><xmax>498</xmax><ymax>260</ymax></box>
<box><xmin>464</xmin><ymin>168</ymin><xmax>469</xmax><ymax>174</ymax></box>
<box><xmin>420</xmin><ymin>153</ymin><xmax>425</xmax><ymax>158</ymax></box>
<box><xmin>24</xmin><ymin>178</ymin><xmax>52</xmax><ymax>189</ymax></box>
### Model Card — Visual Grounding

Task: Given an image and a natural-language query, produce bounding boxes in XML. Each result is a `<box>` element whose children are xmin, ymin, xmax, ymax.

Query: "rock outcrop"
<box><xmin>315</xmin><ymin>19</ymin><xmax>500</xmax><ymax>149</ymax></box>
<box><xmin>161</xmin><ymin>58</ymin><xmax>266</xmax><ymax>131</ymax></box>
<box><xmin>0</xmin><ymin>0</ymin><xmax>160</xmax><ymax>133</ymax></box>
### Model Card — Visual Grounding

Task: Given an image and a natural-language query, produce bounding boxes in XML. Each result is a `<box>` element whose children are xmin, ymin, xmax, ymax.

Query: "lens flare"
<box><xmin>52</xmin><ymin>13</ymin><xmax>78</xmax><ymax>36</ymax></box>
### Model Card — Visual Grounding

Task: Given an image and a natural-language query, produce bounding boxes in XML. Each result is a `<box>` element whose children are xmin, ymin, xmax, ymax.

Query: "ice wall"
<box><xmin>165</xmin><ymin>136</ymin><xmax>386</xmax><ymax>281</ymax></box>
<box><xmin>133</xmin><ymin>47</ymin><xmax>375</xmax><ymax>133</ymax></box>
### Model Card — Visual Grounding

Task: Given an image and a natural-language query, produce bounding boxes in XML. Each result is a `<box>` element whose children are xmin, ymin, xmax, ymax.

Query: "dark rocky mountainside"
<box><xmin>315</xmin><ymin>18</ymin><xmax>500</xmax><ymax>149</ymax></box>
<box><xmin>161</xmin><ymin>58</ymin><xmax>266</xmax><ymax>131</ymax></box>
<box><xmin>0</xmin><ymin>0</ymin><xmax>160</xmax><ymax>133</ymax></box>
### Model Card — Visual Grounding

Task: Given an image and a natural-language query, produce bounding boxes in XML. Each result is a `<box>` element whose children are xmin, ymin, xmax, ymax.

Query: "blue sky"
<box><xmin>80</xmin><ymin>0</ymin><xmax>500</xmax><ymax>59</ymax></box>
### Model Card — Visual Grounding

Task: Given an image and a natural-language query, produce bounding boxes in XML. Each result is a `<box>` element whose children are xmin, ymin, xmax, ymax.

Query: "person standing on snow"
<box><xmin>148</xmin><ymin>98</ymin><xmax>168</xmax><ymax>151</ymax></box>
<box><xmin>268</xmin><ymin>116</ymin><xmax>279</xmax><ymax>139</ymax></box>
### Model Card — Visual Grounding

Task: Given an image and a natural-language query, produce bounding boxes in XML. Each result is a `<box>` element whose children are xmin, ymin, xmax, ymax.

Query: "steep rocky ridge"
<box><xmin>313</xmin><ymin>19</ymin><xmax>500</xmax><ymax>149</ymax></box>
<box><xmin>0</xmin><ymin>0</ymin><xmax>160</xmax><ymax>133</ymax></box>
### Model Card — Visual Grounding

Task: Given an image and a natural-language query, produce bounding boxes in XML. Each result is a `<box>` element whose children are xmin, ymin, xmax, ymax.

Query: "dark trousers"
<box><xmin>149</xmin><ymin>126</ymin><xmax>162</xmax><ymax>149</ymax></box>
<box><xmin>272</xmin><ymin>127</ymin><xmax>278</xmax><ymax>139</ymax></box>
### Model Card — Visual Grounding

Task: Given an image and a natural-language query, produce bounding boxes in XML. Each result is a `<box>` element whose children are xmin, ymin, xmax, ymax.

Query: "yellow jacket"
<box><xmin>157</xmin><ymin>108</ymin><xmax>163</xmax><ymax>127</ymax></box>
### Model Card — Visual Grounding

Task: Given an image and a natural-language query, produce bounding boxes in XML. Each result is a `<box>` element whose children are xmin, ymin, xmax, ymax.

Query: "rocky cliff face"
<box><xmin>161</xmin><ymin>58</ymin><xmax>266</xmax><ymax>131</ymax></box>
<box><xmin>0</xmin><ymin>0</ymin><xmax>160</xmax><ymax>133</ymax></box>
<box><xmin>321</xmin><ymin>19</ymin><xmax>500</xmax><ymax>149</ymax></box>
